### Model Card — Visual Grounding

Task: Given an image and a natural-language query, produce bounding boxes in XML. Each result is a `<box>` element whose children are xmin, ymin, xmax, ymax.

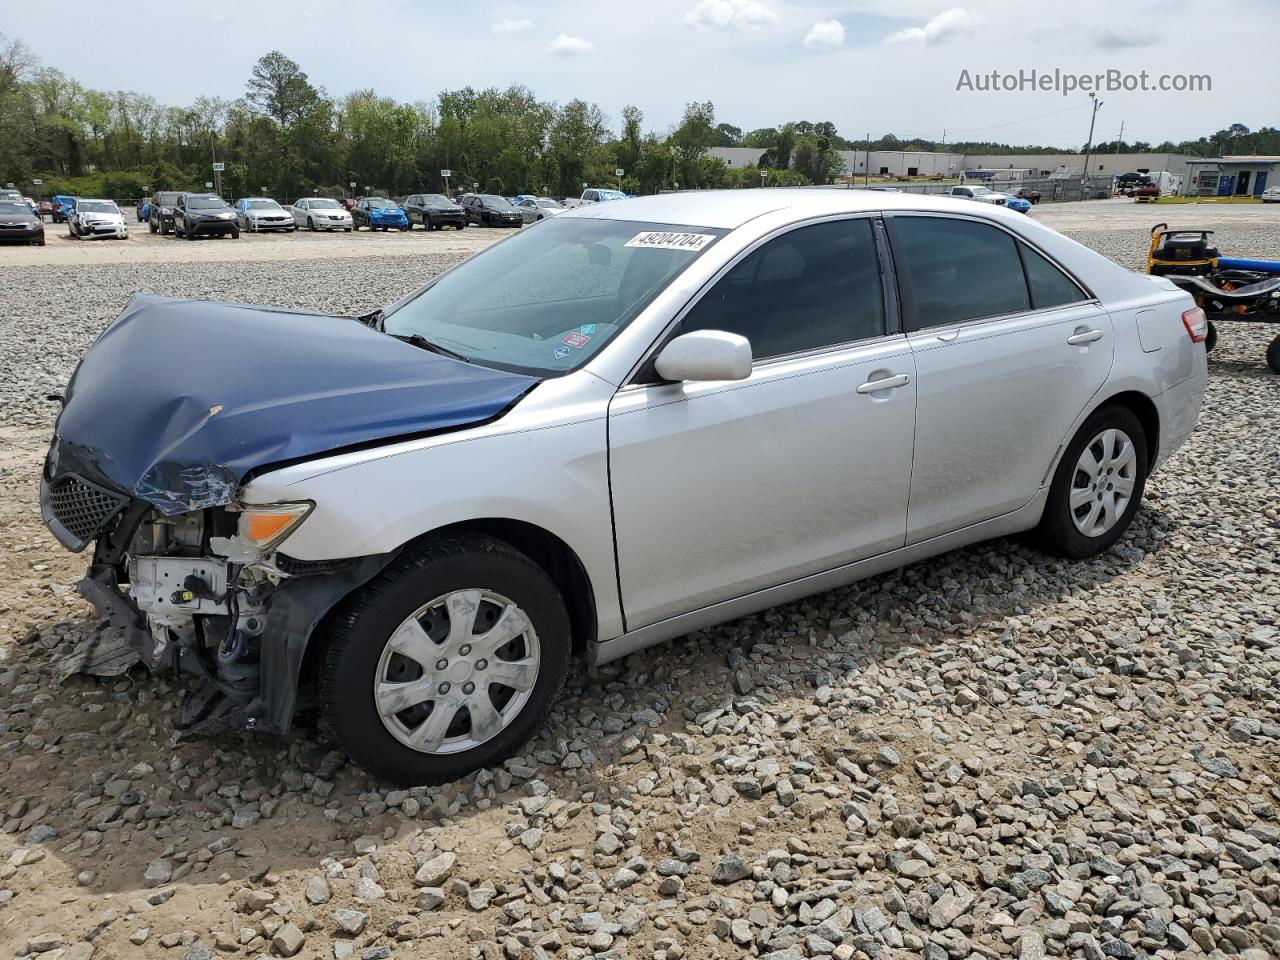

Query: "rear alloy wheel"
<box><xmin>320</xmin><ymin>536</ymin><xmax>570</xmax><ymax>785</ymax></box>
<box><xmin>1037</xmin><ymin>406</ymin><xmax>1147</xmax><ymax>560</ymax></box>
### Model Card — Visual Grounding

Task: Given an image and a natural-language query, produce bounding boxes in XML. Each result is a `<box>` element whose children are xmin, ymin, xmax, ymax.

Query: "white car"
<box><xmin>235</xmin><ymin>197</ymin><xmax>296</xmax><ymax>232</ymax></box>
<box><xmin>41</xmin><ymin>190</ymin><xmax>1206</xmax><ymax>785</ymax></box>
<box><xmin>1262</xmin><ymin>186</ymin><xmax>1280</xmax><ymax>204</ymax></box>
<box><xmin>291</xmin><ymin>197</ymin><xmax>353</xmax><ymax>231</ymax></box>
<box><xmin>68</xmin><ymin>199</ymin><xmax>128</xmax><ymax>239</ymax></box>
<box><xmin>948</xmin><ymin>184</ymin><xmax>1012</xmax><ymax>205</ymax></box>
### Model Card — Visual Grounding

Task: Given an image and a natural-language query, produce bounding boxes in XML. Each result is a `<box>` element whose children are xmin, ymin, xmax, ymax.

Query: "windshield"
<box><xmin>78</xmin><ymin>201</ymin><xmax>117</xmax><ymax>214</ymax></box>
<box><xmin>0</xmin><ymin>190</ymin><xmax>22</xmax><ymax>199</ymax></box>
<box><xmin>187</xmin><ymin>197</ymin><xmax>228</xmax><ymax>210</ymax></box>
<box><xmin>383</xmin><ymin>217</ymin><xmax>725</xmax><ymax>376</ymax></box>
<box><xmin>968</xmin><ymin>186</ymin><xmax>993</xmax><ymax>194</ymax></box>
<box><xmin>0</xmin><ymin>200</ymin><xmax>30</xmax><ymax>214</ymax></box>
<box><xmin>367</xmin><ymin>198</ymin><xmax>397</xmax><ymax>209</ymax></box>
<box><xmin>422</xmin><ymin>195</ymin><xmax>453</xmax><ymax>207</ymax></box>
<box><xmin>157</xmin><ymin>192</ymin><xmax>183</xmax><ymax>205</ymax></box>
<box><xmin>537</xmin><ymin>199</ymin><xmax>564</xmax><ymax>209</ymax></box>
<box><xmin>480</xmin><ymin>195</ymin><xmax>514</xmax><ymax>210</ymax></box>
<box><xmin>245</xmin><ymin>199</ymin><xmax>280</xmax><ymax>210</ymax></box>
<box><xmin>597</xmin><ymin>190</ymin><xmax>626</xmax><ymax>201</ymax></box>
<box><xmin>309</xmin><ymin>199</ymin><xmax>342</xmax><ymax>209</ymax></box>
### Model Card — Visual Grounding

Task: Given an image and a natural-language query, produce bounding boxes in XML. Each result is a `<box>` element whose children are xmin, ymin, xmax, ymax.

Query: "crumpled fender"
<box><xmin>48</xmin><ymin>293</ymin><xmax>539</xmax><ymax>514</ymax></box>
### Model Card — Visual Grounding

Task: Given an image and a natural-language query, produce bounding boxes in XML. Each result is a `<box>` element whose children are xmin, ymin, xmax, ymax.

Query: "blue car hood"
<box><xmin>47</xmin><ymin>293</ymin><xmax>538</xmax><ymax>515</ymax></box>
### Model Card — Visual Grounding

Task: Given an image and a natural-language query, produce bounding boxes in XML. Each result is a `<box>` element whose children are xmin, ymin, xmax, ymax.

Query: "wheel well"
<box><xmin>1100</xmin><ymin>391</ymin><xmax>1160</xmax><ymax>475</ymax></box>
<box><xmin>405</xmin><ymin>519</ymin><xmax>597</xmax><ymax>659</ymax></box>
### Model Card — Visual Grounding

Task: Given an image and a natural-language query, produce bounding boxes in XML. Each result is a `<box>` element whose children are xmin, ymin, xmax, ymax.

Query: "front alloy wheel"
<box><xmin>373</xmin><ymin>589</ymin><xmax>540</xmax><ymax>754</ymax></box>
<box><xmin>320</xmin><ymin>535</ymin><xmax>570</xmax><ymax>784</ymax></box>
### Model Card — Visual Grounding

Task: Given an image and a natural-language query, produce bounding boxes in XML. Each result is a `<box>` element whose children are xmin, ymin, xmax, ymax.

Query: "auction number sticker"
<box><xmin>624</xmin><ymin>231</ymin><xmax>716</xmax><ymax>252</ymax></box>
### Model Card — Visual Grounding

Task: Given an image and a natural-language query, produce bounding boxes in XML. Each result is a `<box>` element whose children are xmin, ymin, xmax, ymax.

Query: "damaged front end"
<box><xmin>40</xmin><ymin>291</ymin><xmax>538</xmax><ymax>737</ymax></box>
<box><xmin>50</xmin><ymin>484</ymin><xmax>397</xmax><ymax>736</ymax></box>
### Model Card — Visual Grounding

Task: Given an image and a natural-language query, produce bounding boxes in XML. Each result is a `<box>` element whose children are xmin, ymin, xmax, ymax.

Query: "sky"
<box><xmin>5</xmin><ymin>0</ymin><xmax>1276</xmax><ymax>148</ymax></box>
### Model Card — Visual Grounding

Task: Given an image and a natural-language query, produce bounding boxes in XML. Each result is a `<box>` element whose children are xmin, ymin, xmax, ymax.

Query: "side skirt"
<box><xmin>590</xmin><ymin>490</ymin><xmax>1048</xmax><ymax>665</ymax></box>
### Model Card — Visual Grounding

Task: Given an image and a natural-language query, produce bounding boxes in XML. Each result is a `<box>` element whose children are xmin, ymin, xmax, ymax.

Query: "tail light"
<box><xmin>1181</xmin><ymin>307</ymin><xmax>1208</xmax><ymax>343</ymax></box>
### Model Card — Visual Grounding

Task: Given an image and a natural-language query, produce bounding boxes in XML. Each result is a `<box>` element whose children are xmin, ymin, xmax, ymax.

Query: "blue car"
<box><xmin>51</xmin><ymin>195</ymin><xmax>76</xmax><ymax>223</ymax></box>
<box><xmin>1005</xmin><ymin>196</ymin><xmax>1032</xmax><ymax>214</ymax></box>
<box><xmin>353</xmin><ymin>196</ymin><xmax>409</xmax><ymax>231</ymax></box>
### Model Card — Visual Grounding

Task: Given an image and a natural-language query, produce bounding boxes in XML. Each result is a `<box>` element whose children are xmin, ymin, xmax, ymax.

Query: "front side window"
<box><xmin>383</xmin><ymin>217</ymin><xmax>725</xmax><ymax>376</ymax></box>
<box><xmin>681</xmin><ymin>218</ymin><xmax>886</xmax><ymax>361</ymax></box>
<box><xmin>890</xmin><ymin>217</ymin><xmax>1030</xmax><ymax>330</ymax></box>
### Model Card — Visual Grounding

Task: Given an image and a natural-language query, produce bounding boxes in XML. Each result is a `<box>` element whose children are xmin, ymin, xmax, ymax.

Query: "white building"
<box><xmin>1183</xmin><ymin>156</ymin><xmax>1280</xmax><ymax>197</ymax></box>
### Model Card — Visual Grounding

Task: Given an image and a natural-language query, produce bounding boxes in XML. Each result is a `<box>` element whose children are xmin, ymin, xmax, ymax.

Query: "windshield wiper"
<box><xmin>389</xmin><ymin>332</ymin><xmax>468</xmax><ymax>362</ymax></box>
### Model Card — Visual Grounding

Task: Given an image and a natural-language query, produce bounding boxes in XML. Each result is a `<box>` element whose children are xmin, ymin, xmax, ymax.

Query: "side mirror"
<box><xmin>655</xmin><ymin>330</ymin><xmax>752</xmax><ymax>383</ymax></box>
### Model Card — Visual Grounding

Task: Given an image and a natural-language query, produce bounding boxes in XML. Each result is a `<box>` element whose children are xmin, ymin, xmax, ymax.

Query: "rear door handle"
<box><xmin>1067</xmin><ymin>329</ymin><xmax>1104</xmax><ymax>346</ymax></box>
<box><xmin>856</xmin><ymin>373</ymin><xmax>911</xmax><ymax>394</ymax></box>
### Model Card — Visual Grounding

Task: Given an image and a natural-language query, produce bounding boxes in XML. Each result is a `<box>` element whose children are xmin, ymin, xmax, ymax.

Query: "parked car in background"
<box><xmin>1114</xmin><ymin>172</ymin><xmax>1143</xmax><ymax>195</ymax></box>
<box><xmin>462</xmin><ymin>193</ymin><xmax>523</xmax><ymax>227</ymax></box>
<box><xmin>948</xmin><ymin>185</ymin><xmax>1011</xmax><ymax>206</ymax></box>
<box><xmin>0</xmin><ymin>198</ymin><xmax>45</xmax><ymax>245</ymax></box>
<box><xmin>173</xmin><ymin>194</ymin><xmax>239</xmax><ymax>239</ymax></box>
<box><xmin>136</xmin><ymin>198</ymin><xmax>150</xmax><ymax>222</ymax></box>
<box><xmin>234</xmin><ymin>198</ymin><xmax>295</xmax><ymax>232</ymax></box>
<box><xmin>69</xmin><ymin>199</ymin><xmax>128</xmax><ymax>239</ymax></box>
<box><xmin>0</xmin><ymin>188</ymin><xmax>22</xmax><ymax>202</ymax></box>
<box><xmin>148</xmin><ymin>191</ymin><xmax>185</xmax><ymax>235</ymax></box>
<box><xmin>22</xmin><ymin>197</ymin><xmax>38</xmax><ymax>213</ymax></box>
<box><xmin>404</xmin><ymin>194</ymin><xmax>465</xmax><ymax>230</ymax></box>
<box><xmin>580</xmin><ymin>188</ymin><xmax>626</xmax><ymax>204</ymax></box>
<box><xmin>292</xmin><ymin>197</ymin><xmax>353</xmax><ymax>231</ymax></box>
<box><xmin>513</xmin><ymin>196</ymin><xmax>565</xmax><ymax>223</ymax></box>
<box><xmin>1005</xmin><ymin>196</ymin><xmax>1032</xmax><ymax>214</ymax></box>
<box><xmin>39</xmin><ymin>191</ymin><xmax>1206</xmax><ymax>785</ymax></box>
<box><xmin>353</xmin><ymin>196</ymin><xmax>410</xmax><ymax>231</ymax></box>
<box><xmin>38</xmin><ymin>200</ymin><xmax>54</xmax><ymax>219</ymax></box>
<box><xmin>341</xmin><ymin>198</ymin><xmax>357</xmax><ymax>211</ymax></box>
<box><xmin>1015</xmin><ymin>186</ymin><xmax>1041</xmax><ymax>204</ymax></box>
<box><xmin>51</xmin><ymin>195</ymin><xmax>76</xmax><ymax>223</ymax></box>
<box><xmin>1262</xmin><ymin>186</ymin><xmax>1280</xmax><ymax>204</ymax></box>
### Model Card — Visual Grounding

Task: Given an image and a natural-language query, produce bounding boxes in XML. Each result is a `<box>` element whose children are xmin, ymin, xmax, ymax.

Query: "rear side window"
<box><xmin>1019</xmin><ymin>243</ymin><xmax>1089</xmax><ymax>309</ymax></box>
<box><xmin>681</xmin><ymin>218</ymin><xmax>885</xmax><ymax>361</ymax></box>
<box><xmin>890</xmin><ymin>217</ymin><xmax>1030</xmax><ymax>329</ymax></box>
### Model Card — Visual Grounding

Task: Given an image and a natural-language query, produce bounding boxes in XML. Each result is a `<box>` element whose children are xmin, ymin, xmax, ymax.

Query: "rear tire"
<box><xmin>320</xmin><ymin>536</ymin><xmax>571</xmax><ymax>785</ymax></box>
<box><xmin>1266</xmin><ymin>334</ymin><xmax>1280</xmax><ymax>374</ymax></box>
<box><xmin>1204</xmin><ymin>320</ymin><xmax>1218</xmax><ymax>353</ymax></box>
<box><xmin>149</xmin><ymin>219</ymin><xmax>157</xmax><ymax>234</ymax></box>
<box><xmin>1036</xmin><ymin>405</ymin><xmax>1148</xmax><ymax>561</ymax></box>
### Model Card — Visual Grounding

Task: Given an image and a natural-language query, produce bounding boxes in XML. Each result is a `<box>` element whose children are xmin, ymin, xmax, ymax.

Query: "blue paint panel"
<box><xmin>48</xmin><ymin>294</ymin><xmax>538</xmax><ymax>514</ymax></box>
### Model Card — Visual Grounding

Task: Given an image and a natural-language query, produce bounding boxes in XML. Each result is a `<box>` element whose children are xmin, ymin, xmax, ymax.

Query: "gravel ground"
<box><xmin>0</xmin><ymin>200</ymin><xmax>1277</xmax><ymax>960</ymax></box>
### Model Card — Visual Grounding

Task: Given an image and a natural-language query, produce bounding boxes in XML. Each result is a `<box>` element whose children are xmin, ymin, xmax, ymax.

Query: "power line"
<box><xmin>944</xmin><ymin>102</ymin><xmax>1091</xmax><ymax>137</ymax></box>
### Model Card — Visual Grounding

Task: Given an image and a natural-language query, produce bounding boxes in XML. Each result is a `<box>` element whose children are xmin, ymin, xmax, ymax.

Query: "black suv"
<box><xmin>403</xmin><ymin>194</ymin><xmax>465</xmax><ymax>230</ymax></box>
<box><xmin>148</xmin><ymin>191</ymin><xmax>186</xmax><ymax>235</ymax></box>
<box><xmin>461</xmin><ymin>194</ymin><xmax>522</xmax><ymax>228</ymax></box>
<box><xmin>173</xmin><ymin>194</ymin><xmax>239</xmax><ymax>239</ymax></box>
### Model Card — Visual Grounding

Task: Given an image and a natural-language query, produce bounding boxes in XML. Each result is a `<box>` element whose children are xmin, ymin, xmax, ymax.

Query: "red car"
<box><xmin>37</xmin><ymin>200</ymin><xmax>54</xmax><ymax>218</ymax></box>
<box><xmin>1015</xmin><ymin>187</ymin><xmax>1041</xmax><ymax>204</ymax></box>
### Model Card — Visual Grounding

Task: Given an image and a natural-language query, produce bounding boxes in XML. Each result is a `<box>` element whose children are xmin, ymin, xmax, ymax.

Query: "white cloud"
<box><xmin>885</xmin><ymin>7</ymin><xmax>976</xmax><ymax>46</ymax></box>
<box><xmin>684</xmin><ymin>0</ymin><xmax>778</xmax><ymax>31</ymax></box>
<box><xmin>803</xmin><ymin>19</ymin><xmax>845</xmax><ymax>50</ymax></box>
<box><xmin>546</xmin><ymin>34</ymin><xmax>594</xmax><ymax>56</ymax></box>
<box><xmin>490</xmin><ymin>18</ymin><xmax>533</xmax><ymax>33</ymax></box>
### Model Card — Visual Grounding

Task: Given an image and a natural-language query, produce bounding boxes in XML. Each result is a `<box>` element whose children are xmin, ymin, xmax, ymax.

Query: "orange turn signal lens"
<box><xmin>238</xmin><ymin>503</ymin><xmax>313</xmax><ymax>547</ymax></box>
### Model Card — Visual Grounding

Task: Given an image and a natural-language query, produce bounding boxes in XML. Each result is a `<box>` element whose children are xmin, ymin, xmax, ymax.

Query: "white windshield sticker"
<box><xmin>624</xmin><ymin>231</ymin><xmax>716</xmax><ymax>252</ymax></box>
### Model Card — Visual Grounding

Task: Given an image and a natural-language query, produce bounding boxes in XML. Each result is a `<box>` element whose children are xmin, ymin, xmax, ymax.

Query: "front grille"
<box><xmin>47</xmin><ymin>475</ymin><xmax>128</xmax><ymax>545</ymax></box>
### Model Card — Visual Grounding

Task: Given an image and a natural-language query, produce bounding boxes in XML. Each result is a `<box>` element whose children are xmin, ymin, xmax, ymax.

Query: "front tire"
<box><xmin>1036</xmin><ymin>405</ymin><xmax>1148</xmax><ymax>560</ymax></box>
<box><xmin>1266</xmin><ymin>334</ymin><xmax>1280</xmax><ymax>374</ymax></box>
<box><xmin>320</xmin><ymin>536</ymin><xmax>571</xmax><ymax>785</ymax></box>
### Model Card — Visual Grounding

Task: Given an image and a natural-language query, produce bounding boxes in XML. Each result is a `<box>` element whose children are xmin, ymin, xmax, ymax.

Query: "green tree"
<box><xmin>246</xmin><ymin>51</ymin><xmax>320</xmax><ymax>126</ymax></box>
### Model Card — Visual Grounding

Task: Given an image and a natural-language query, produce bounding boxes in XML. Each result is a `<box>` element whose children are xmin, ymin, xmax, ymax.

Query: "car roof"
<box><xmin>562</xmin><ymin>187</ymin><xmax>1028</xmax><ymax>229</ymax></box>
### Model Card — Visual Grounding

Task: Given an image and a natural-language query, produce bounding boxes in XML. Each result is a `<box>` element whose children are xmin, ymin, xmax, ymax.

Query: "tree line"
<box><xmin>0</xmin><ymin>34</ymin><xmax>1273</xmax><ymax>201</ymax></box>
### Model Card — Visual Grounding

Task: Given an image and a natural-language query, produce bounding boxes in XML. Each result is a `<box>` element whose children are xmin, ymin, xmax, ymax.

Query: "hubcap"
<box><xmin>1070</xmin><ymin>428</ymin><xmax>1137</xmax><ymax>537</ymax></box>
<box><xmin>373</xmin><ymin>589</ymin><xmax>540</xmax><ymax>755</ymax></box>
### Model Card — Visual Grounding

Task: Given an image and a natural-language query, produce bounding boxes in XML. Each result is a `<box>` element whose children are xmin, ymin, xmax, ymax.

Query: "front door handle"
<box><xmin>1067</xmin><ymin>329</ymin><xmax>1104</xmax><ymax>346</ymax></box>
<box><xmin>856</xmin><ymin>373</ymin><xmax>911</xmax><ymax>394</ymax></box>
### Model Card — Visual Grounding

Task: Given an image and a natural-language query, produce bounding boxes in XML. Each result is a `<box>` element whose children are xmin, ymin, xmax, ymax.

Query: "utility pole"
<box><xmin>1079</xmin><ymin>93</ymin><xmax>1103</xmax><ymax>190</ymax></box>
<box><xmin>1116</xmin><ymin>120</ymin><xmax>1124</xmax><ymax>153</ymax></box>
<box><xmin>865</xmin><ymin>132</ymin><xmax>870</xmax><ymax>185</ymax></box>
